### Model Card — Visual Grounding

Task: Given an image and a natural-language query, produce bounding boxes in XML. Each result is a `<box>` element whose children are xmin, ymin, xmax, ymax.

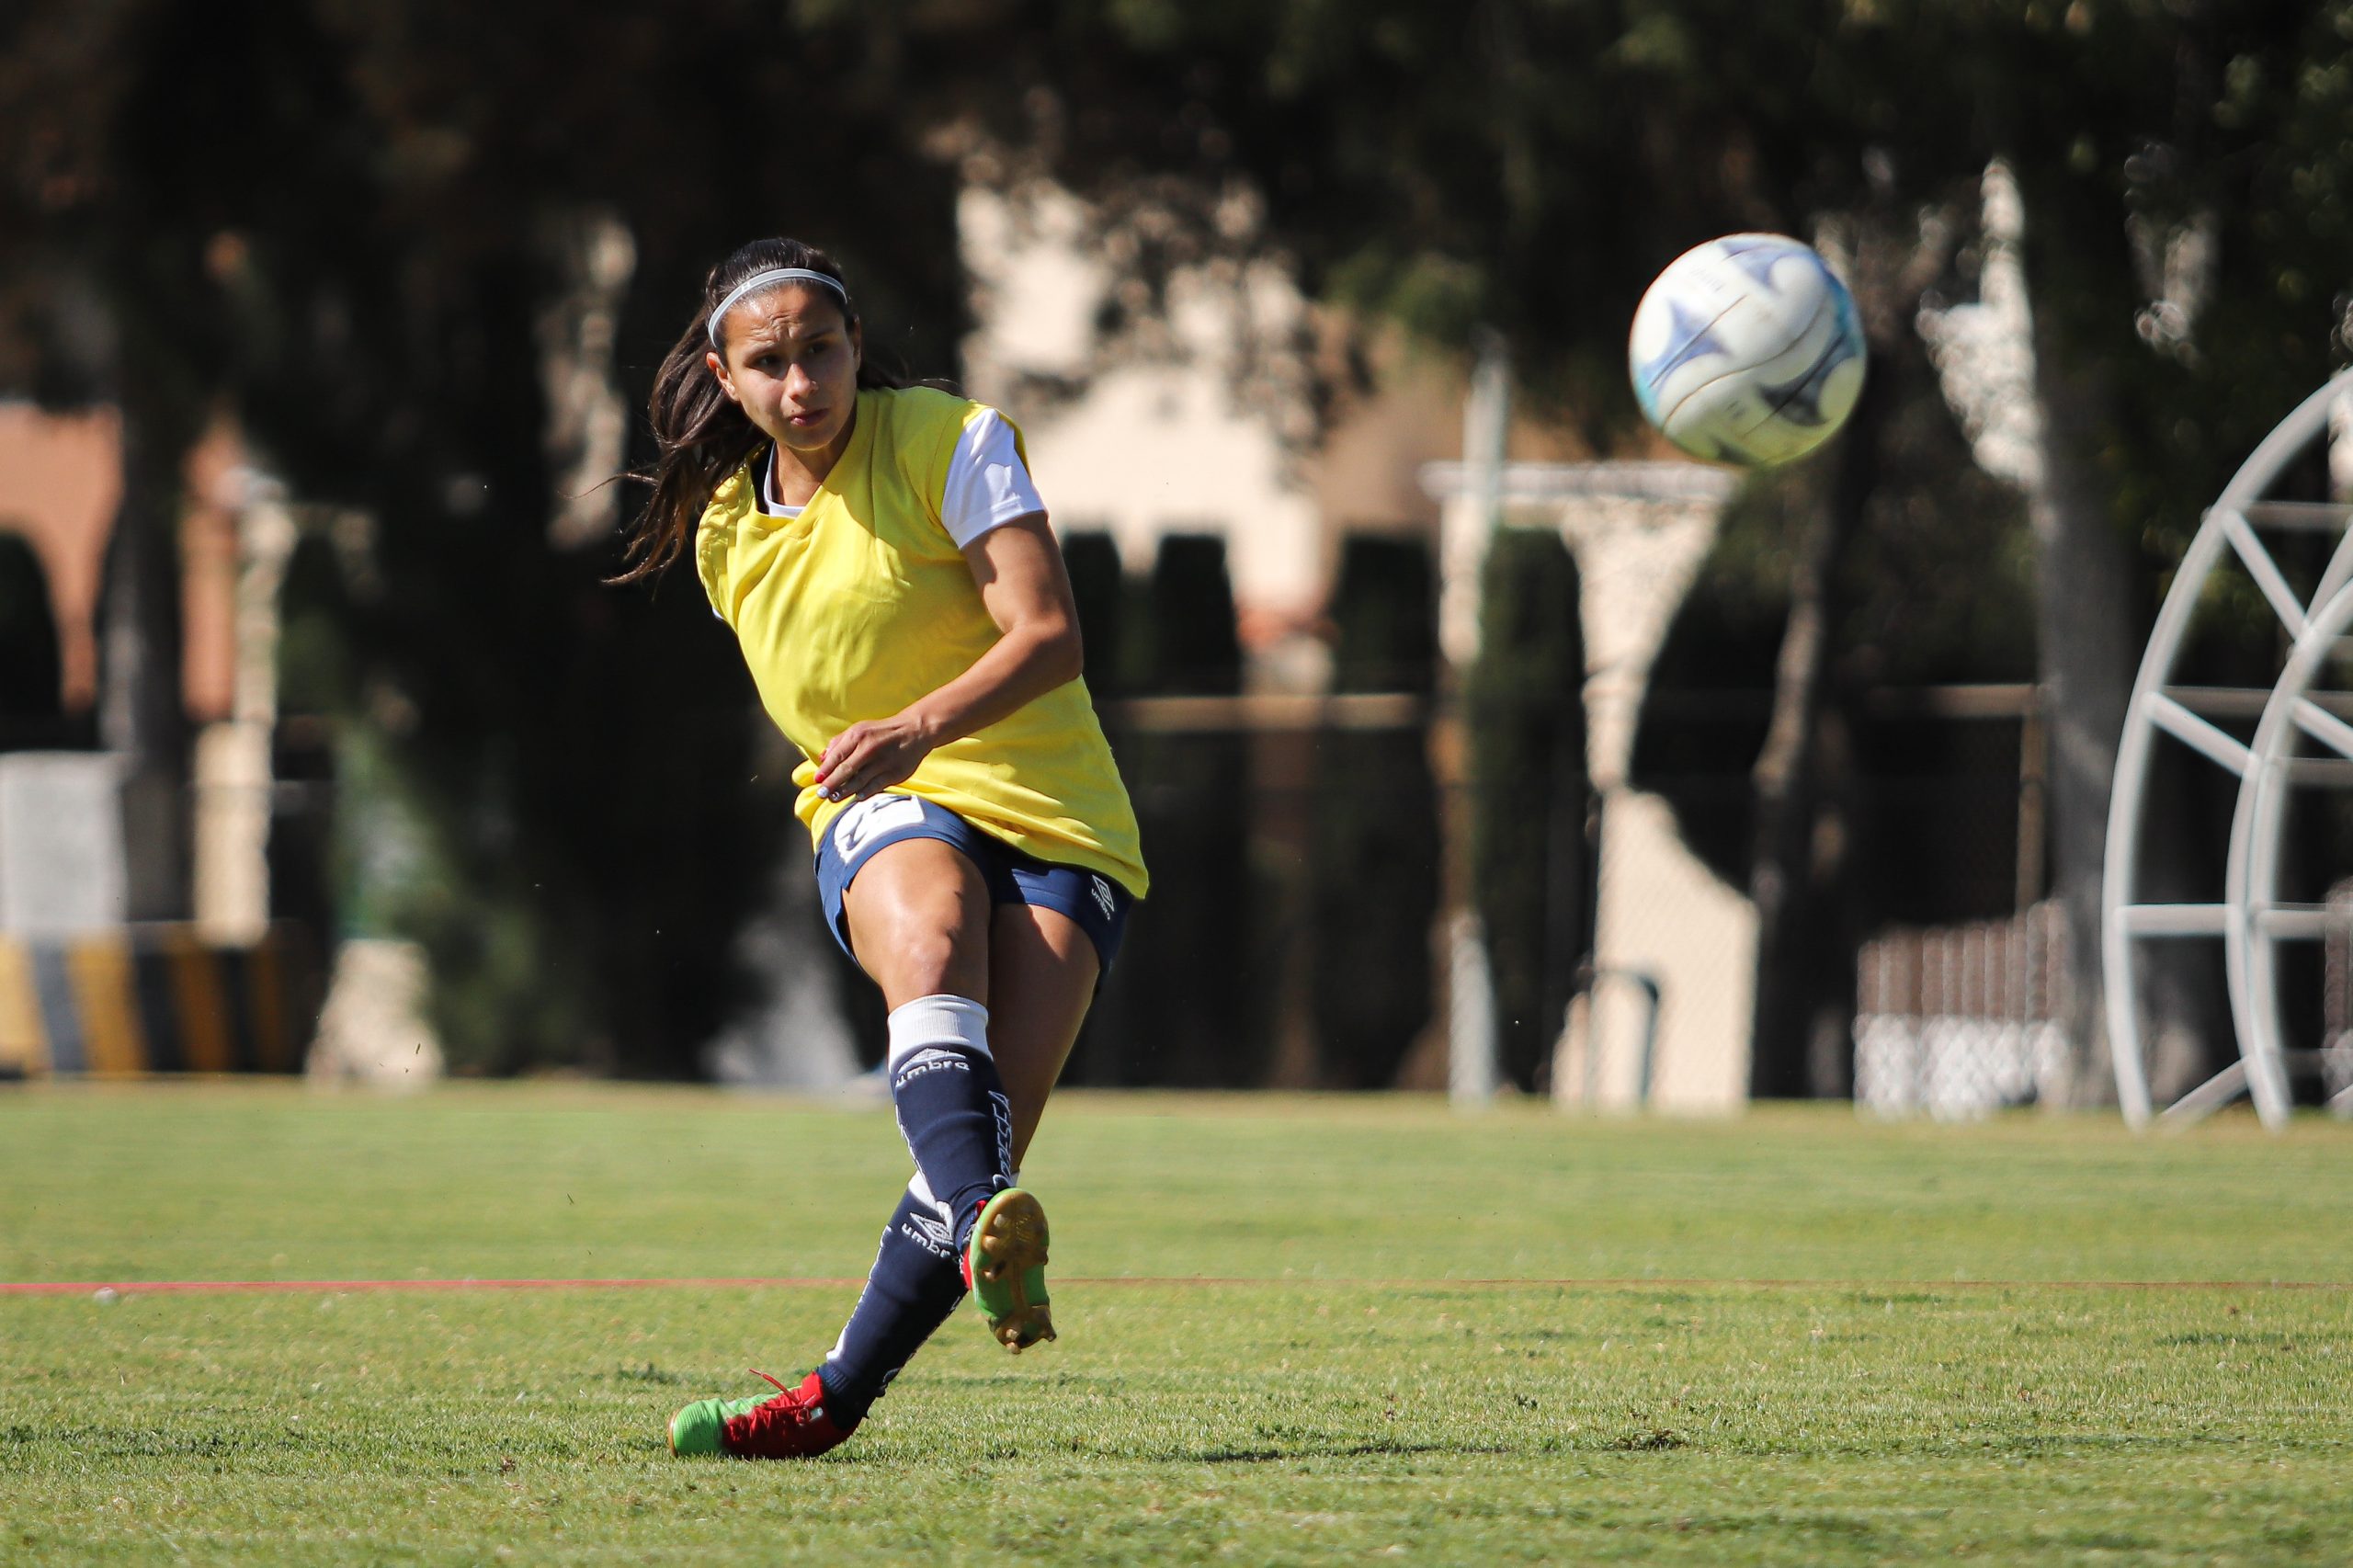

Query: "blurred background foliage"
<box><xmin>1469</xmin><ymin>531</ymin><xmax>1589</xmax><ymax>1093</ymax></box>
<box><xmin>0</xmin><ymin>0</ymin><xmax>2348</xmax><ymax>1081</ymax></box>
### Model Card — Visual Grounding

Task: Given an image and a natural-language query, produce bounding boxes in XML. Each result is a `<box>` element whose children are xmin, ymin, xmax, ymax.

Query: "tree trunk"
<box><xmin>98</xmin><ymin>399</ymin><xmax>191</xmax><ymax>921</ymax></box>
<box><xmin>1745</xmin><ymin>200</ymin><xmax>1963</xmax><ymax>1099</ymax></box>
<box><xmin>1925</xmin><ymin>162</ymin><xmax>2194</xmax><ymax>1108</ymax></box>
<box><xmin>1745</xmin><ymin>350</ymin><xmax>1884</xmax><ymax>1098</ymax></box>
<box><xmin>2023</xmin><ymin>317</ymin><xmax>2138</xmax><ymax>1105</ymax></box>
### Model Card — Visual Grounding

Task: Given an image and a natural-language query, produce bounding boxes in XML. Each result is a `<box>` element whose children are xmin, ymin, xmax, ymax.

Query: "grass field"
<box><xmin>4</xmin><ymin>1084</ymin><xmax>2351</xmax><ymax>1564</ymax></box>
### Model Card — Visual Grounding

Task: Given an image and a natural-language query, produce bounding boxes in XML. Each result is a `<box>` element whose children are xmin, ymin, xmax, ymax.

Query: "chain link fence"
<box><xmin>1854</xmin><ymin>901</ymin><xmax>2069</xmax><ymax>1118</ymax></box>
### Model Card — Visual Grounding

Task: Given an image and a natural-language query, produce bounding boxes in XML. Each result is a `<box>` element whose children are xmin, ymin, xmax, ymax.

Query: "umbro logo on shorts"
<box><xmin>1089</xmin><ymin>875</ymin><xmax>1115</xmax><ymax>920</ymax></box>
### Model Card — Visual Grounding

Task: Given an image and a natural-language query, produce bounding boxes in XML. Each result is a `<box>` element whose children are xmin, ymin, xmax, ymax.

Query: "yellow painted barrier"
<box><xmin>246</xmin><ymin>937</ymin><xmax>291</xmax><ymax>1073</ymax></box>
<box><xmin>66</xmin><ymin>935</ymin><xmax>147</xmax><ymax>1076</ymax></box>
<box><xmin>0</xmin><ymin>925</ymin><xmax>314</xmax><ymax>1078</ymax></box>
<box><xmin>162</xmin><ymin>926</ymin><xmax>236</xmax><ymax>1074</ymax></box>
<box><xmin>0</xmin><ymin>937</ymin><xmax>48</xmax><ymax>1075</ymax></box>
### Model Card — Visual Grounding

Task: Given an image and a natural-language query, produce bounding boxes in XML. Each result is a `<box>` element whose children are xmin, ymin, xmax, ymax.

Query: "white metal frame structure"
<box><xmin>2105</xmin><ymin>372</ymin><xmax>2353</xmax><ymax>1128</ymax></box>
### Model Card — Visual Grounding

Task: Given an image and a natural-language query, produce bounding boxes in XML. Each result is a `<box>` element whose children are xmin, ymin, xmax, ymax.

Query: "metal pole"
<box><xmin>1444</xmin><ymin>331</ymin><xmax>1509</xmax><ymax>1109</ymax></box>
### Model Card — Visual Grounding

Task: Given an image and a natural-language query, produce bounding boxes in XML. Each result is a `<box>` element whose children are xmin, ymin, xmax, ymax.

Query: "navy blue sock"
<box><xmin>816</xmin><ymin>1177</ymin><xmax>968</xmax><ymax>1425</ymax></box>
<box><xmin>885</xmin><ymin>994</ymin><xmax>1013</xmax><ymax>1253</ymax></box>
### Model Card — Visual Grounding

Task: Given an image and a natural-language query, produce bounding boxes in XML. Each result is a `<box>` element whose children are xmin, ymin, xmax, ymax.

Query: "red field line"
<box><xmin>2</xmin><ymin>1276</ymin><xmax>2347</xmax><ymax>1296</ymax></box>
<box><xmin>0</xmin><ymin>1278</ymin><xmax>864</xmax><ymax>1296</ymax></box>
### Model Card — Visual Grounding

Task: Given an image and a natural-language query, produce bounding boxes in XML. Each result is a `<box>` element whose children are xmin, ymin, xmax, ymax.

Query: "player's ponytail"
<box><xmin>613</xmin><ymin>238</ymin><xmax>906</xmax><ymax>585</ymax></box>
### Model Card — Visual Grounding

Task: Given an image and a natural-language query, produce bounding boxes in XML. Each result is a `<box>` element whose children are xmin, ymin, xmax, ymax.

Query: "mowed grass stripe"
<box><xmin>4</xmin><ymin>1085</ymin><xmax>2351</xmax><ymax>1563</ymax></box>
<box><xmin>4</xmin><ymin>1082</ymin><xmax>2351</xmax><ymax>1286</ymax></box>
<box><xmin>6</xmin><ymin>1278</ymin><xmax>2351</xmax><ymax>1564</ymax></box>
<box><xmin>7</xmin><ymin>1277</ymin><xmax>2353</xmax><ymax>1294</ymax></box>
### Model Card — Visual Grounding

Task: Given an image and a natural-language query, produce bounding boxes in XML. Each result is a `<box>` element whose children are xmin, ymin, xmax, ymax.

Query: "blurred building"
<box><xmin>0</xmin><ymin>404</ymin><xmax>245</xmax><ymax>735</ymax></box>
<box><xmin>0</xmin><ymin>403</ymin><xmax>122</xmax><ymax>718</ymax></box>
<box><xmin>0</xmin><ymin>404</ymin><xmax>261</xmax><ymax>931</ymax></box>
<box><xmin>961</xmin><ymin>181</ymin><xmax>1757</xmax><ymax>1102</ymax></box>
<box><xmin>1422</xmin><ymin>460</ymin><xmax>1748</xmax><ymax>1110</ymax></box>
<box><xmin>961</xmin><ymin>182</ymin><xmax>1469</xmax><ymax>689</ymax></box>
<box><xmin>0</xmin><ymin>406</ymin><xmax>331</xmax><ymax>1078</ymax></box>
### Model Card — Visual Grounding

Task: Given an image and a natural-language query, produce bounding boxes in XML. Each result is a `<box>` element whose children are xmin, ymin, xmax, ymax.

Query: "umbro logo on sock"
<box><xmin>892</xmin><ymin>1048</ymin><xmax>971</xmax><ymax>1086</ymax></box>
<box><xmin>900</xmin><ymin>1212</ymin><xmax>954</xmax><ymax>1258</ymax></box>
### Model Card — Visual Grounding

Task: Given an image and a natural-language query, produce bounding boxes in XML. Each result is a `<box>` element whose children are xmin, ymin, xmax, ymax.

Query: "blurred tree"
<box><xmin>1054</xmin><ymin>528</ymin><xmax>1133</xmax><ymax>1085</ymax></box>
<box><xmin>1733</xmin><ymin>202</ymin><xmax>1971</xmax><ymax>1097</ymax></box>
<box><xmin>6</xmin><ymin>0</ymin><xmax>2347</xmax><ymax>1089</ymax></box>
<box><xmin>0</xmin><ymin>0</ymin><xmax>260</xmax><ymax>915</ymax></box>
<box><xmin>0</xmin><ymin>535</ymin><xmax>63</xmax><ymax>727</ymax></box>
<box><xmin>1974</xmin><ymin>2</ymin><xmax>2353</xmax><ymax>1098</ymax></box>
<box><xmin>250</xmin><ymin>2</ymin><xmax>1004</xmax><ymax>1070</ymax></box>
<box><xmin>1099</xmin><ymin>536</ymin><xmax>1263</xmax><ymax>1085</ymax></box>
<box><xmin>1466</xmin><ymin>530</ymin><xmax>1588</xmax><ymax>1092</ymax></box>
<box><xmin>952</xmin><ymin>0</ymin><xmax>1994</xmax><ymax>1095</ymax></box>
<box><xmin>1633</xmin><ymin>304</ymin><xmax>2040</xmax><ymax>1092</ymax></box>
<box><xmin>1060</xmin><ymin>531</ymin><xmax>1131</xmax><ymax>699</ymax></box>
<box><xmin>1309</xmin><ymin>537</ymin><xmax>1441</xmax><ymax>1086</ymax></box>
<box><xmin>968</xmin><ymin>0</ymin><xmax>2352</xmax><ymax>1098</ymax></box>
<box><xmin>0</xmin><ymin>0</ymin><xmax>982</xmax><ymax>1071</ymax></box>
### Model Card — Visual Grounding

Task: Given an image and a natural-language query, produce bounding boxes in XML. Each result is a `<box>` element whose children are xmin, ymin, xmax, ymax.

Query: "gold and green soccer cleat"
<box><xmin>668</xmin><ymin>1369</ymin><xmax>853</xmax><ymax>1460</ymax></box>
<box><xmin>963</xmin><ymin>1187</ymin><xmax>1055</xmax><ymax>1352</ymax></box>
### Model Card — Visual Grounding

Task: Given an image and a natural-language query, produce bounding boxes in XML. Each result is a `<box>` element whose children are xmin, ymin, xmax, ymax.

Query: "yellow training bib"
<box><xmin>696</xmin><ymin>386</ymin><xmax>1148</xmax><ymax>897</ymax></box>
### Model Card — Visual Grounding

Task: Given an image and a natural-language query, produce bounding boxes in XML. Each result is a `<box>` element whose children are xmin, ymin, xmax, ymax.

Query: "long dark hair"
<box><xmin>613</xmin><ymin>237</ymin><xmax>905</xmax><ymax>585</ymax></box>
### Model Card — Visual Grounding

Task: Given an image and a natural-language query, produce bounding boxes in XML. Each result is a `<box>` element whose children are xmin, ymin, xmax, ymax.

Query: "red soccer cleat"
<box><xmin>668</xmin><ymin>1369</ymin><xmax>855</xmax><ymax>1460</ymax></box>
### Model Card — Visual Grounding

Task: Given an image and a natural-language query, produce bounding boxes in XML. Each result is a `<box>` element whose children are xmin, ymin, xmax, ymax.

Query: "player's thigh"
<box><xmin>986</xmin><ymin>902</ymin><xmax>1099</xmax><ymax>1166</ymax></box>
<box><xmin>840</xmin><ymin>836</ymin><xmax>994</xmax><ymax>1009</ymax></box>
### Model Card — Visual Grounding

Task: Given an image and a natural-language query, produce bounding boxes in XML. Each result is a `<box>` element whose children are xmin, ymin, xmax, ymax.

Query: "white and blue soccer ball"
<box><xmin>1628</xmin><ymin>233</ymin><xmax>1866</xmax><ymax>466</ymax></box>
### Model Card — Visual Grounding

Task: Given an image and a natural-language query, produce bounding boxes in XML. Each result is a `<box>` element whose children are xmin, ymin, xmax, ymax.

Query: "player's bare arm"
<box><xmin>813</xmin><ymin>515</ymin><xmax>1083</xmax><ymax>802</ymax></box>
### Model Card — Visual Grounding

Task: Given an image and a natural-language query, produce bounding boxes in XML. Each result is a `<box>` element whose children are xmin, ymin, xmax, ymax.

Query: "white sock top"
<box><xmin>884</xmin><ymin>993</ymin><xmax>992</xmax><ymax>1067</ymax></box>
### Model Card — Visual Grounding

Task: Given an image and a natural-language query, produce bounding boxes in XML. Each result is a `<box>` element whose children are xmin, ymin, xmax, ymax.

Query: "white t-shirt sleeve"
<box><xmin>938</xmin><ymin>409</ymin><xmax>1045</xmax><ymax>549</ymax></box>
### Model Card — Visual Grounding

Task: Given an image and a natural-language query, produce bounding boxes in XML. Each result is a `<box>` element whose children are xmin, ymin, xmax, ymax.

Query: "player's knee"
<box><xmin>884</xmin><ymin>904</ymin><xmax>983</xmax><ymax>993</ymax></box>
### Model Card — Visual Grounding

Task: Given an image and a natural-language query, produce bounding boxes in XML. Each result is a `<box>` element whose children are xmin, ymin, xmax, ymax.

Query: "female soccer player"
<box><xmin>619</xmin><ymin>238</ymin><xmax>1148</xmax><ymax>1459</ymax></box>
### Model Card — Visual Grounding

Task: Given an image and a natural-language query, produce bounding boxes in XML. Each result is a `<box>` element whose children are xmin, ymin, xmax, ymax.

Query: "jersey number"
<box><xmin>834</xmin><ymin>793</ymin><xmax>928</xmax><ymax>858</ymax></box>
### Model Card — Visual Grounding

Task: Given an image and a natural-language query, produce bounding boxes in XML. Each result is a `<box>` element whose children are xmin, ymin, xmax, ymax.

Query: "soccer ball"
<box><xmin>1628</xmin><ymin>233</ymin><xmax>1866</xmax><ymax>466</ymax></box>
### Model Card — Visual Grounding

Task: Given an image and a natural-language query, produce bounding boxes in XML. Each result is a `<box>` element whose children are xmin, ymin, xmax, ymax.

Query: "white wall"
<box><xmin>958</xmin><ymin>185</ymin><xmax>1324</xmax><ymax>624</ymax></box>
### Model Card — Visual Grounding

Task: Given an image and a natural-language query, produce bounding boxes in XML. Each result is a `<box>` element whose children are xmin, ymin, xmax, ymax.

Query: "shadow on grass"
<box><xmin>1190</xmin><ymin>1439</ymin><xmax>1518</xmax><ymax>1463</ymax></box>
<box><xmin>605</xmin><ymin>1363</ymin><xmax>688</xmax><ymax>1385</ymax></box>
<box><xmin>5</xmin><ymin>1425</ymin><xmax>291</xmax><ymax>1460</ymax></box>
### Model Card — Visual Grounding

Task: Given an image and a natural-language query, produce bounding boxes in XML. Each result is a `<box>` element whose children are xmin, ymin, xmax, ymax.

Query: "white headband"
<box><xmin>706</xmin><ymin>267</ymin><xmax>849</xmax><ymax>348</ymax></box>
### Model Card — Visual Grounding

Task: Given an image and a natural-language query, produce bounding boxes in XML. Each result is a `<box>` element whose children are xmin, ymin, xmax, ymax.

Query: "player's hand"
<box><xmin>813</xmin><ymin>712</ymin><xmax>938</xmax><ymax>802</ymax></box>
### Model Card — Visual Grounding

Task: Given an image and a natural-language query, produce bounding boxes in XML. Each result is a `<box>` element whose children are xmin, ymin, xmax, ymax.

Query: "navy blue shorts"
<box><xmin>814</xmin><ymin>793</ymin><xmax>1133</xmax><ymax>975</ymax></box>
